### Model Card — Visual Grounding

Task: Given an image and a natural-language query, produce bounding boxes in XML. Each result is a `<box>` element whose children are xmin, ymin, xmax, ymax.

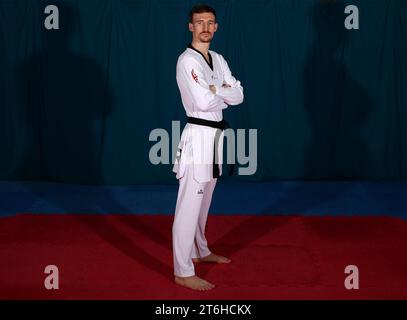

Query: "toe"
<box><xmin>220</xmin><ymin>257</ymin><xmax>231</xmax><ymax>263</ymax></box>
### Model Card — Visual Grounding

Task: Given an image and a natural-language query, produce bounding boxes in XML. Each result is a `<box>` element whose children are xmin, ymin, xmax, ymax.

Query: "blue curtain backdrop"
<box><xmin>0</xmin><ymin>0</ymin><xmax>406</xmax><ymax>184</ymax></box>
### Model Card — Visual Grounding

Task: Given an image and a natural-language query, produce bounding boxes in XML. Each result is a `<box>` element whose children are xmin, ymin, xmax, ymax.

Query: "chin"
<box><xmin>200</xmin><ymin>37</ymin><xmax>213</xmax><ymax>43</ymax></box>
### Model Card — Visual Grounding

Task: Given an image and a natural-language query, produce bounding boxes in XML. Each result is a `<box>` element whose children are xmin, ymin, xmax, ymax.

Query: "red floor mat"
<box><xmin>1</xmin><ymin>214</ymin><xmax>407</xmax><ymax>299</ymax></box>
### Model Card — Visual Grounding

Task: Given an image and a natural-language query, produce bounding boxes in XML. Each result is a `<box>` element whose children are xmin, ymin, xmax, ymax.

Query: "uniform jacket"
<box><xmin>173</xmin><ymin>44</ymin><xmax>244</xmax><ymax>183</ymax></box>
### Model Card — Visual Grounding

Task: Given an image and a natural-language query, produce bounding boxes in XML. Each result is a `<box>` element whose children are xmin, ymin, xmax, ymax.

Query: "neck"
<box><xmin>191</xmin><ymin>41</ymin><xmax>210</xmax><ymax>56</ymax></box>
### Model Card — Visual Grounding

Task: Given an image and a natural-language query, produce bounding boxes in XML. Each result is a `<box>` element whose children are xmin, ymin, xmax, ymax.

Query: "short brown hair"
<box><xmin>189</xmin><ymin>4</ymin><xmax>216</xmax><ymax>23</ymax></box>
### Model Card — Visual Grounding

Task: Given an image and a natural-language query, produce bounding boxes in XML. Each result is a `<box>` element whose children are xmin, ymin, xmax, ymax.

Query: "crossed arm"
<box><xmin>211</xmin><ymin>56</ymin><xmax>244</xmax><ymax>106</ymax></box>
<box><xmin>177</xmin><ymin>56</ymin><xmax>244</xmax><ymax>112</ymax></box>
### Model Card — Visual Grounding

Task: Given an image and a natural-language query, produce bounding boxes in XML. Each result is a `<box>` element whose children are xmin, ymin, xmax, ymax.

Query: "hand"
<box><xmin>209</xmin><ymin>85</ymin><xmax>216</xmax><ymax>94</ymax></box>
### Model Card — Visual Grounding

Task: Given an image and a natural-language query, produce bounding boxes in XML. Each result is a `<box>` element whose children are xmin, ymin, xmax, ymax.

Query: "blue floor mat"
<box><xmin>0</xmin><ymin>180</ymin><xmax>406</xmax><ymax>219</ymax></box>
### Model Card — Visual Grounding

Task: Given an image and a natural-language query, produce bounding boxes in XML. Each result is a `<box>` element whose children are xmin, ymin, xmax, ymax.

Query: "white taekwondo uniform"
<box><xmin>172</xmin><ymin>44</ymin><xmax>244</xmax><ymax>277</ymax></box>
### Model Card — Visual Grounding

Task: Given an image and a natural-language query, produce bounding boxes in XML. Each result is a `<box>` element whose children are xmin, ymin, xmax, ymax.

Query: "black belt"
<box><xmin>187</xmin><ymin>117</ymin><xmax>229</xmax><ymax>130</ymax></box>
<box><xmin>187</xmin><ymin>117</ymin><xmax>234</xmax><ymax>178</ymax></box>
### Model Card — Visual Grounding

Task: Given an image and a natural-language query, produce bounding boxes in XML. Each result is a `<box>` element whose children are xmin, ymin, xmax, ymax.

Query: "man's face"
<box><xmin>189</xmin><ymin>12</ymin><xmax>218</xmax><ymax>43</ymax></box>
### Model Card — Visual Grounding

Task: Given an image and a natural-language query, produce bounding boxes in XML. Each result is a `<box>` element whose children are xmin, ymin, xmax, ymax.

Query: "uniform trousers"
<box><xmin>172</xmin><ymin>164</ymin><xmax>217</xmax><ymax>277</ymax></box>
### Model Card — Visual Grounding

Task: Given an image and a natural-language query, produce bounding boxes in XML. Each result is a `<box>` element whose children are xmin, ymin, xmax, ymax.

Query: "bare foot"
<box><xmin>192</xmin><ymin>253</ymin><xmax>231</xmax><ymax>264</ymax></box>
<box><xmin>174</xmin><ymin>275</ymin><xmax>215</xmax><ymax>291</ymax></box>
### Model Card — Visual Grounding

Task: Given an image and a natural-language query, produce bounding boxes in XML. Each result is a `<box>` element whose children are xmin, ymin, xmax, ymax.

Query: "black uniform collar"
<box><xmin>188</xmin><ymin>43</ymin><xmax>213</xmax><ymax>71</ymax></box>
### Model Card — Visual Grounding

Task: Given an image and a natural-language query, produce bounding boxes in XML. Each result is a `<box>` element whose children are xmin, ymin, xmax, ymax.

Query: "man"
<box><xmin>172</xmin><ymin>4</ymin><xmax>244</xmax><ymax>291</ymax></box>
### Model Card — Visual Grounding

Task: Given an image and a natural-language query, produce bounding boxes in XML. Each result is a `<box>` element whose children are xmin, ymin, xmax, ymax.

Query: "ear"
<box><xmin>188</xmin><ymin>22</ymin><xmax>194</xmax><ymax>32</ymax></box>
<box><xmin>214</xmin><ymin>23</ymin><xmax>218</xmax><ymax>32</ymax></box>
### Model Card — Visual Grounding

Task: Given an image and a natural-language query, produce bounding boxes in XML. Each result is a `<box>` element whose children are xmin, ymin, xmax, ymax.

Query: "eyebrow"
<box><xmin>195</xmin><ymin>19</ymin><xmax>215</xmax><ymax>22</ymax></box>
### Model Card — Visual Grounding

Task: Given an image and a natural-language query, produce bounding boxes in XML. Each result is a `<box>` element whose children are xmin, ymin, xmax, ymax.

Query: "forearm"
<box><xmin>212</xmin><ymin>84</ymin><xmax>244</xmax><ymax>106</ymax></box>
